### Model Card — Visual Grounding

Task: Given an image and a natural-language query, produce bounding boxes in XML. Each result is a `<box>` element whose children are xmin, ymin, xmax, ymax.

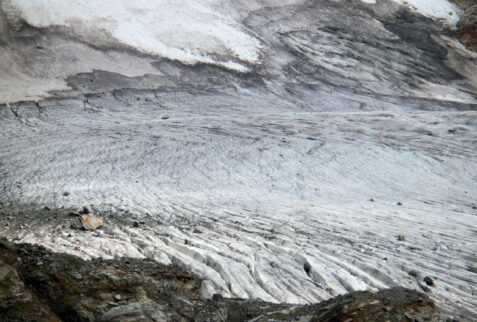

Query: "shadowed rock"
<box><xmin>451</xmin><ymin>0</ymin><xmax>477</xmax><ymax>52</ymax></box>
<box><xmin>0</xmin><ymin>238</ymin><xmax>441</xmax><ymax>321</ymax></box>
<box><xmin>457</xmin><ymin>4</ymin><xmax>477</xmax><ymax>51</ymax></box>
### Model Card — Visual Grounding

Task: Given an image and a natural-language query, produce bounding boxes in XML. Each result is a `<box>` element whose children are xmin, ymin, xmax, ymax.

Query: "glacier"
<box><xmin>0</xmin><ymin>0</ymin><xmax>476</xmax><ymax>319</ymax></box>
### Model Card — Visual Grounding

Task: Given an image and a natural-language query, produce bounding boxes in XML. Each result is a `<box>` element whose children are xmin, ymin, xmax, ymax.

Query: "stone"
<box><xmin>424</xmin><ymin>276</ymin><xmax>435</xmax><ymax>286</ymax></box>
<box><xmin>419</xmin><ymin>282</ymin><xmax>431</xmax><ymax>293</ymax></box>
<box><xmin>457</xmin><ymin>4</ymin><xmax>477</xmax><ymax>52</ymax></box>
<box><xmin>398</xmin><ymin>234</ymin><xmax>406</xmax><ymax>241</ymax></box>
<box><xmin>0</xmin><ymin>265</ymin><xmax>32</xmax><ymax>309</ymax></box>
<box><xmin>99</xmin><ymin>300</ymin><xmax>171</xmax><ymax>322</ymax></box>
<box><xmin>193</xmin><ymin>227</ymin><xmax>203</xmax><ymax>234</ymax></box>
<box><xmin>79</xmin><ymin>213</ymin><xmax>104</xmax><ymax>230</ymax></box>
<box><xmin>70</xmin><ymin>272</ymin><xmax>83</xmax><ymax>281</ymax></box>
<box><xmin>0</xmin><ymin>264</ymin><xmax>58</xmax><ymax>321</ymax></box>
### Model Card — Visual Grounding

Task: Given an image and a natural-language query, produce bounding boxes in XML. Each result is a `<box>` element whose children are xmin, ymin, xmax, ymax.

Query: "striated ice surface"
<box><xmin>1</xmin><ymin>0</ymin><xmax>477</xmax><ymax>320</ymax></box>
<box><xmin>2</xmin><ymin>93</ymin><xmax>477</xmax><ymax>318</ymax></box>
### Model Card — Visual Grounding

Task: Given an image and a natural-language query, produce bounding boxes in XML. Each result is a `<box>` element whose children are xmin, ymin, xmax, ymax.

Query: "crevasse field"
<box><xmin>0</xmin><ymin>0</ymin><xmax>476</xmax><ymax>319</ymax></box>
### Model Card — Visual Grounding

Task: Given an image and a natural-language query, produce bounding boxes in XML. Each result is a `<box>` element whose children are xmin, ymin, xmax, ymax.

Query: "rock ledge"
<box><xmin>0</xmin><ymin>238</ymin><xmax>442</xmax><ymax>321</ymax></box>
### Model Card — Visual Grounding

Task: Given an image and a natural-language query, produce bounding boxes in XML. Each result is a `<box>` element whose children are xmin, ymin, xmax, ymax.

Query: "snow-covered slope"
<box><xmin>1</xmin><ymin>0</ymin><xmax>476</xmax><ymax>104</ymax></box>
<box><xmin>1</xmin><ymin>0</ymin><xmax>476</xmax><ymax>320</ymax></box>
<box><xmin>3</xmin><ymin>0</ymin><xmax>263</xmax><ymax>71</ymax></box>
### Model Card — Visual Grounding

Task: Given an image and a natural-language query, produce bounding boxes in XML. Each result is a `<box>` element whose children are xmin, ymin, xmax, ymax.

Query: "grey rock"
<box><xmin>100</xmin><ymin>301</ymin><xmax>172</xmax><ymax>322</ymax></box>
<box><xmin>0</xmin><ymin>265</ymin><xmax>32</xmax><ymax>309</ymax></box>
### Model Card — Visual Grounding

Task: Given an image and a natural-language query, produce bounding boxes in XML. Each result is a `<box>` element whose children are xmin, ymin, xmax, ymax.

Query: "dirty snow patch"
<box><xmin>391</xmin><ymin>0</ymin><xmax>460</xmax><ymax>26</ymax></box>
<box><xmin>3</xmin><ymin>0</ymin><xmax>262</xmax><ymax>71</ymax></box>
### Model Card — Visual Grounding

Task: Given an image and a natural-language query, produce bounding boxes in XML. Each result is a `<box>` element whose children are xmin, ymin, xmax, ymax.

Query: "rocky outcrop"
<box><xmin>0</xmin><ymin>238</ymin><xmax>441</xmax><ymax>321</ymax></box>
<box><xmin>451</xmin><ymin>0</ymin><xmax>477</xmax><ymax>51</ymax></box>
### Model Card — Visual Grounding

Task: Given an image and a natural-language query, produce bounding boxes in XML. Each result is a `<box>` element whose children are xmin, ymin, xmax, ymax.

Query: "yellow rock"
<box><xmin>79</xmin><ymin>213</ymin><xmax>104</xmax><ymax>230</ymax></box>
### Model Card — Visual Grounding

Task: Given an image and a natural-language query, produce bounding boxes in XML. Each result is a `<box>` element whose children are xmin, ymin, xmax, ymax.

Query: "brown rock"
<box><xmin>79</xmin><ymin>213</ymin><xmax>104</xmax><ymax>230</ymax></box>
<box><xmin>450</xmin><ymin>1</ymin><xmax>477</xmax><ymax>52</ymax></box>
<box><xmin>457</xmin><ymin>5</ymin><xmax>477</xmax><ymax>52</ymax></box>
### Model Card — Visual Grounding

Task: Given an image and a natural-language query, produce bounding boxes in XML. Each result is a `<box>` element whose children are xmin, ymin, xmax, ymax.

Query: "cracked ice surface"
<box><xmin>1</xmin><ymin>0</ymin><xmax>477</xmax><ymax>320</ymax></box>
<box><xmin>1</xmin><ymin>97</ymin><xmax>477</xmax><ymax>318</ymax></box>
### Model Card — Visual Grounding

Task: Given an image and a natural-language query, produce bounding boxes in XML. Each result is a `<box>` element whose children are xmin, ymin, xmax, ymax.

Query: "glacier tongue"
<box><xmin>1</xmin><ymin>94</ymin><xmax>476</xmax><ymax>318</ymax></box>
<box><xmin>0</xmin><ymin>0</ymin><xmax>477</xmax><ymax>320</ymax></box>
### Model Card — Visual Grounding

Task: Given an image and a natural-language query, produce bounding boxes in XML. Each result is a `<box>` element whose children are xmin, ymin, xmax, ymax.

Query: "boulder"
<box><xmin>79</xmin><ymin>213</ymin><xmax>104</xmax><ymax>230</ymax></box>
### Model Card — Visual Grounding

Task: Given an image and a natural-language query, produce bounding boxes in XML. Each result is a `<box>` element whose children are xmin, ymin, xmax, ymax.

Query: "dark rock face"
<box><xmin>0</xmin><ymin>238</ymin><xmax>441</xmax><ymax>321</ymax></box>
<box><xmin>457</xmin><ymin>5</ymin><xmax>477</xmax><ymax>52</ymax></box>
<box><xmin>451</xmin><ymin>0</ymin><xmax>477</xmax><ymax>52</ymax></box>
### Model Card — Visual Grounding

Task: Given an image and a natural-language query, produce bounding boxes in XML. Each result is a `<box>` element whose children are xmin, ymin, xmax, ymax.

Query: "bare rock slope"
<box><xmin>0</xmin><ymin>238</ymin><xmax>441</xmax><ymax>321</ymax></box>
<box><xmin>451</xmin><ymin>0</ymin><xmax>477</xmax><ymax>51</ymax></box>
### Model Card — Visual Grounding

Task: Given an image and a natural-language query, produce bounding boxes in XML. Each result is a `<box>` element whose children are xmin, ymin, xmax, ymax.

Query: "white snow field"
<box><xmin>1</xmin><ymin>0</ymin><xmax>477</xmax><ymax>320</ymax></box>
